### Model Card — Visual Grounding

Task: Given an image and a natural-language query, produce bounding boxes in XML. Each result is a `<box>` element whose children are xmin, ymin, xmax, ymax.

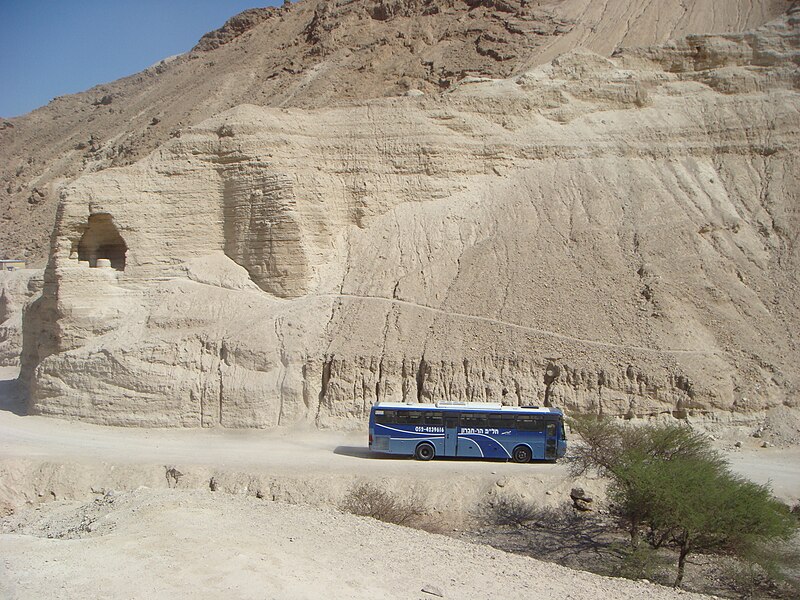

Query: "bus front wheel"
<box><xmin>414</xmin><ymin>443</ymin><xmax>435</xmax><ymax>461</ymax></box>
<box><xmin>512</xmin><ymin>445</ymin><xmax>532</xmax><ymax>463</ymax></box>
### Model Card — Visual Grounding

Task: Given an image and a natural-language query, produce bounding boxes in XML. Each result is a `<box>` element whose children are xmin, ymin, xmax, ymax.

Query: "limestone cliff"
<box><xmin>20</xmin><ymin>9</ymin><xmax>800</xmax><ymax>427</ymax></box>
<box><xmin>0</xmin><ymin>0</ymin><xmax>789</xmax><ymax>266</ymax></box>
<box><xmin>0</xmin><ymin>270</ymin><xmax>41</xmax><ymax>366</ymax></box>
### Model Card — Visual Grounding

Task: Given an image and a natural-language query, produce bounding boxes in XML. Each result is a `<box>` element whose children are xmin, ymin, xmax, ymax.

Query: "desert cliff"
<box><xmin>0</xmin><ymin>0</ymin><xmax>789</xmax><ymax>264</ymax></box>
<box><xmin>16</xmin><ymin>3</ymin><xmax>800</xmax><ymax>427</ymax></box>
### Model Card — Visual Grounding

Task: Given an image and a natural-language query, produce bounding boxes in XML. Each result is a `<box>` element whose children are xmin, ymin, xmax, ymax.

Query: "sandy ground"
<box><xmin>1</xmin><ymin>366</ymin><xmax>797</xmax><ymax>599</ymax></box>
<box><xmin>0</xmin><ymin>489</ymin><xmax>714</xmax><ymax>600</ymax></box>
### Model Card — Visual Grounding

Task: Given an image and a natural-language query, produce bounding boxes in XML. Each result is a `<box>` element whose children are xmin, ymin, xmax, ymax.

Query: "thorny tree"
<box><xmin>569</xmin><ymin>416</ymin><xmax>797</xmax><ymax>587</ymax></box>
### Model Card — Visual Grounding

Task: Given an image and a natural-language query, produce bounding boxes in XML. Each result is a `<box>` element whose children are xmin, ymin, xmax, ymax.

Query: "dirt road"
<box><xmin>1</xmin><ymin>367</ymin><xmax>797</xmax><ymax>506</ymax></box>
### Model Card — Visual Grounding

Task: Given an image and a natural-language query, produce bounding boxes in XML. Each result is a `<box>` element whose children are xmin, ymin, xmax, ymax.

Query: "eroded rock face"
<box><xmin>221</xmin><ymin>167</ymin><xmax>312</xmax><ymax>297</ymax></box>
<box><xmin>0</xmin><ymin>270</ymin><xmax>41</xmax><ymax>366</ymax></box>
<box><xmin>20</xmin><ymin>12</ymin><xmax>800</xmax><ymax>427</ymax></box>
<box><xmin>1</xmin><ymin>0</ymin><xmax>788</xmax><ymax>267</ymax></box>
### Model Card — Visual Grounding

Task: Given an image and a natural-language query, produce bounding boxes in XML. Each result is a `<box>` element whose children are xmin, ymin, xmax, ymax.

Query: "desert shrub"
<box><xmin>340</xmin><ymin>481</ymin><xmax>425</xmax><ymax>526</ymax></box>
<box><xmin>473</xmin><ymin>494</ymin><xmax>540</xmax><ymax>527</ymax></box>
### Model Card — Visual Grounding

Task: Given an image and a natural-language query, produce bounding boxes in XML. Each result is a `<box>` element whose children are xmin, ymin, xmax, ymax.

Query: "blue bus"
<box><xmin>368</xmin><ymin>402</ymin><xmax>567</xmax><ymax>462</ymax></box>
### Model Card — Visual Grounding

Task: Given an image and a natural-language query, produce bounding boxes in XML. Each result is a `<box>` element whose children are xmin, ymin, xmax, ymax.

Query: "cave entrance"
<box><xmin>77</xmin><ymin>213</ymin><xmax>127</xmax><ymax>270</ymax></box>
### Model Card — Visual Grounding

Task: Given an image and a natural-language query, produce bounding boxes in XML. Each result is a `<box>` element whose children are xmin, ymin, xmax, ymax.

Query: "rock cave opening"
<box><xmin>76</xmin><ymin>213</ymin><xmax>127</xmax><ymax>270</ymax></box>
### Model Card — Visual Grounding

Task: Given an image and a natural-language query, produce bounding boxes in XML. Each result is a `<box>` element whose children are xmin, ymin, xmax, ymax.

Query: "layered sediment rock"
<box><xmin>1</xmin><ymin>0</ymin><xmax>788</xmax><ymax>266</ymax></box>
<box><xmin>0</xmin><ymin>270</ymin><xmax>41</xmax><ymax>366</ymax></box>
<box><xmin>20</xmin><ymin>11</ymin><xmax>800</xmax><ymax>427</ymax></box>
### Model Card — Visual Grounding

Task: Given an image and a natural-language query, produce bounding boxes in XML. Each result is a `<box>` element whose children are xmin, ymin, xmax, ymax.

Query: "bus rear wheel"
<box><xmin>512</xmin><ymin>445</ymin><xmax>532</xmax><ymax>463</ymax></box>
<box><xmin>414</xmin><ymin>443</ymin><xmax>435</xmax><ymax>461</ymax></box>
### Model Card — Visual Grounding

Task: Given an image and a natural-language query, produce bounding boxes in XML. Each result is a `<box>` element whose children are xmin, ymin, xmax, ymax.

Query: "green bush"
<box><xmin>569</xmin><ymin>415</ymin><xmax>798</xmax><ymax>588</ymax></box>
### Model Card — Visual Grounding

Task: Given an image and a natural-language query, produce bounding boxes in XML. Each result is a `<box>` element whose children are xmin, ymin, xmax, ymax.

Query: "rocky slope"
<box><xmin>18</xmin><ymin>6</ymin><xmax>800</xmax><ymax>427</ymax></box>
<box><xmin>0</xmin><ymin>0</ymin><xmax>788</xmax><ymax>265</ymax></box>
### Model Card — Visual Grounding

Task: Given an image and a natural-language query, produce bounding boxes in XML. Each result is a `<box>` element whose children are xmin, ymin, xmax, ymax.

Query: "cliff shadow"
<box><xmin>0</xmin><ymin>371</ymin><xmax>25</xmax><ymax>416</ymax></box>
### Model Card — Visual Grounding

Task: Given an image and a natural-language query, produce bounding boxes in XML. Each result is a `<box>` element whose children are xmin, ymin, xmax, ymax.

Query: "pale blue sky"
<box><xmin>0</xmin><ymin>0</ymin><xmax>283</xmax><ymax>117</ymax></box>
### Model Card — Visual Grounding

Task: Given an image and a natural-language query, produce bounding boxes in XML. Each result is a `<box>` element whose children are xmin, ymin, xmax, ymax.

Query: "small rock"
<box><xmin>421</xmin><ymin>584</ymin><xmax>444</xmax><ymax>597</ymax></box>
<box><xmin>495</xmin><ymin>477</ymin><xmax>508</xmax><ymax>488</ymax></box>
<box><xmin>570</xmin><ymin>487</ymin><xmax>593</xmax><ymax>511</ymax></box>
<box><xmin>404</xmin><ymin>89</ymin><xmax>425</xmax><ymax>97</ymax></box>
<box><xmin>761</xmin><ymin>441</ymin><xmax>772</xmax><ymax>448</ymax></box>
<box><xmin>734</xmin><ymin>441</ymin><xmax>742</xmax><ymax>448</ymax></box>
<box><xmin>752</xmin><ymin>431</ymin><xmax>762</xmax><ymax>438</ymax></box>
<box><xmin>570</xmin><ymin>487</ymin><xmax>592</xmax><ymax>502</ymax></box>
<box><xmin>165</xmin><ymin>466</ymin><xmax>184</xmax><ymax>487</ymax></box>
<box><xmin>545</xmin><ymin>490</ymin><xmax>553</xmax><ymax>495</ymax></box>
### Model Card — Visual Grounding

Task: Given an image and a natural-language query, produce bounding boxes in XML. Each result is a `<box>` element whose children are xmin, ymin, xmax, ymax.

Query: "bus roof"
<box><xmin>372</xmin><ymin>401</ymin><xmax>563</xmax><ymax>415</ymax></box>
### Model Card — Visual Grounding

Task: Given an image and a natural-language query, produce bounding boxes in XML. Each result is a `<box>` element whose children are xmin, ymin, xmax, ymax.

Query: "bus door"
<box><xmin>545</xmin><ymin>421</ymin><xmax>558</xmax><ymax>459</ymax></box>
<box><xmin>444</xmin><ymin>413</ymin><xmax>459</xmax><ymax>456</ymax></box>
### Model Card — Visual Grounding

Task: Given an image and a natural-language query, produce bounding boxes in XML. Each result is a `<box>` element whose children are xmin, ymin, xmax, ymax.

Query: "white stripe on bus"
<box><xmin>458</xmin><ymin>433</ymin><xmax>512</xmax><ymax>458</ymax></box>
<box><xmin>457</xmin><ymin>436</ymin><xmax>485</xmax><ymax>457</ymax></box>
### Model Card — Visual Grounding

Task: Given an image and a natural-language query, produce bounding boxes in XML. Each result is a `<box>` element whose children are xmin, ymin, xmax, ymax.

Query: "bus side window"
<box><xmin>375</xmin><ymin>410</ymin><xmax>396</xmax><ymax>424</ymax></box>
<box><xmin>516</xmin><ymin>416</ymin><xmax>544</xmax><ymax>432</ymax></box>
<box><xmin>488</xmin><ymin>413</ymin><xmax>515</xmax><ymax>429</ymax></box>
<box><xmin>424</xmin><ymin>412</ymin><xmax>443</xmax><ymax>426</ymax></box>
<box><xmin>396</xmin><ymin>411</ymin><xmax>423</xmax><ymax>425</ymax></box>
<box><xmin>444</xmin><ymin>412</ymin><xmax>460</xmax><ymax>428</ymax></box>
<box><xmin>461</xmin><ymin>412</ymin><xmax>488</xmax><ymax>428</ymax></box>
